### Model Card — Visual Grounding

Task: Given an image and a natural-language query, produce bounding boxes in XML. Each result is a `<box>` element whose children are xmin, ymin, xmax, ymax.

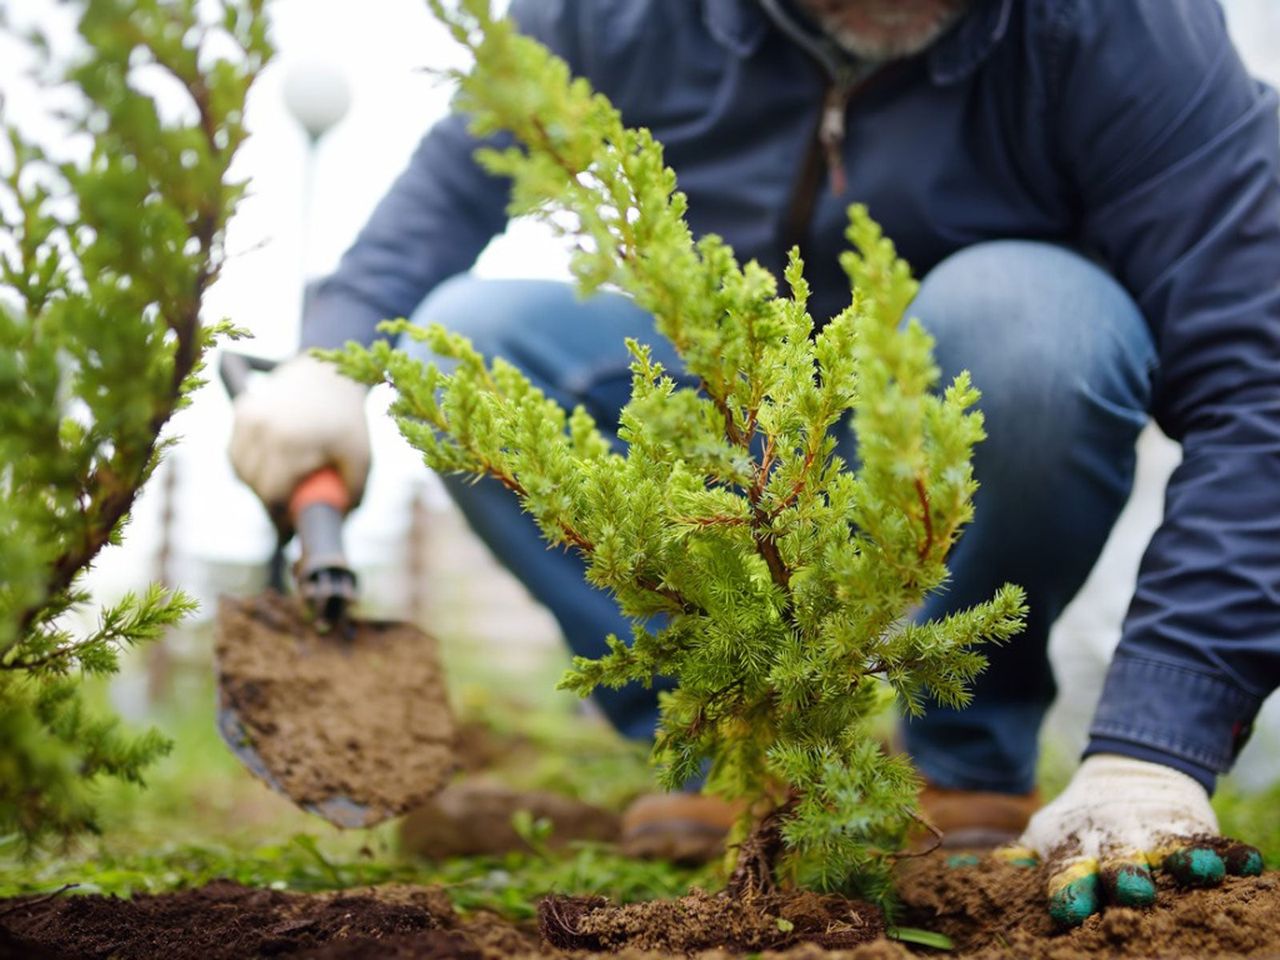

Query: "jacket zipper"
<box><xmin>781</xmin><ymin>60</ymin><xmax>908</xmax><ymax>257</ymax></box>
<box><xmin>818</xmin><ymin>80</ymin><xmax>853</xmax><ymax>198</ymax></box>
<box><xmin>756</xmin><ymin>0</ymin><xmax>902</xmax><ymax>257</ymax></box>
<box><xmin>782</xmin><ymin>68</ymin><xmax>860</xmax><ymax>255</ymax></box>
<box><xmin>756</xmin><ymin>0</ymin><xmax>864</xmax><ymax>252</ymax></box>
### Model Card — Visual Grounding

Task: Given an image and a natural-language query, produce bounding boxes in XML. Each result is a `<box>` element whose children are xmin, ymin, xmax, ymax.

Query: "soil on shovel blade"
<box><xmin>215</xmin><ymin>593</ymin><xmax>456</xmax><ymax>825</ymax></box>
<box><xmin>4</xmin><ymin>854</ymin><xmax>1279</xmax><ymax>959</ymax></box>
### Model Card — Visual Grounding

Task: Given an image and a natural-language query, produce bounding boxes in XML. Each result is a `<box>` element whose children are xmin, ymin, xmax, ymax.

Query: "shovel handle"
<box><xmin>219</xmin><ymin>350</ymin><xmax>279</xmax><ymax>399</ymax></box>
<box><xmin>289</xmin><ymin>467</ymin><xmax>351</xmax><ymax>521</ymax></box>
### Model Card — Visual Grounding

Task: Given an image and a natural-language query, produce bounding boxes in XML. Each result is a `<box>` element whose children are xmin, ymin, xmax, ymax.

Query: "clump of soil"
<box><xmin>896</xmin><ymin>851</ymin><xmax>1280</xmax><ymax>959</ymax></box>
<box><xmin>539</xmin><ymin>889</ymin><xmax>883</xmax><ymax>953</ymax></box>
<box><xmin>399</xmin><ymin>779</ymin><xmax>620</xmax><ymax>859</ymax></box>
<box><xmin>215</xmin><ymin>593</ymin><xmax>457</xmax><ymax>828</ymax></box>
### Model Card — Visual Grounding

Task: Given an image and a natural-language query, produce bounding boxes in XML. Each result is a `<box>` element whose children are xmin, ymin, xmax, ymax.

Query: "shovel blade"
<box><xmin>214</xmin><ymin>594</ymin><xmax>457</xmax><ymax>830</ymax></box>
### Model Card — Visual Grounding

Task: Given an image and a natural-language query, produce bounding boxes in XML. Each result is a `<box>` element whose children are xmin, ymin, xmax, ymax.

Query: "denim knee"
<box><xmin>901</xmin><ymin>243</ymin><xmax>1160</xmax><ymax>793</ymax></box>
<box><xmin>912</xmin><ymin>241</ymin><xmax>1156</xmax><ymax>465</ymax></box>
<box><xmin>403</xmin><ymin>274</ymin><xmax>534</xmax><ymax>361</ymax></box>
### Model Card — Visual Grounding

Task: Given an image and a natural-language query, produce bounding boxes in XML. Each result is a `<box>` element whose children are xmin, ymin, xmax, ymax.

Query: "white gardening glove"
<box><xmin>997</xmin><ymin>754</ymin><xmax>1262</xmax><ymax>926</ymax></box>
<box><xmin>229</xmin><ymin>354</ymin><xmax>370</xmax><ymax>528</ymax></box>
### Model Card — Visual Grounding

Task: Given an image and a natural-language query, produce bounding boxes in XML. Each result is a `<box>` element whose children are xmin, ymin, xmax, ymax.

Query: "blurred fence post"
<box><xmin>147</xmin><ymin>456</ymin><xmax>178</xmax><ymax>704</ymax></box>
<box><xmin>407</xmin><ymin>482</ymin><xmax>430</xmax><ymax>626</ymax></box>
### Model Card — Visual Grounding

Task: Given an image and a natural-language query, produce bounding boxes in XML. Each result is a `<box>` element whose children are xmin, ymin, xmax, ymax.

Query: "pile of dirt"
<box><xmin>894</xmin><ymin>852</ymin><xmax>1280</xmax><ymax>959</ymax></box>
<box><xmin>540</xmin><ymin>890</ymin><xmax>882</xmax><ymax>953</ymax></box>
<box><xmin>215</xmin><ymin>593</ymin><xmax>457</xmax><ymax>827</ymax></box>
<box><xmin>3</xmin><ymin>857</ymin><xmax>1278</xmax><ymax>958</ymax></box>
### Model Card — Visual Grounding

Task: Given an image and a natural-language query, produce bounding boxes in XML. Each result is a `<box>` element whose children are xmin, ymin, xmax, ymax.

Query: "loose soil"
<box><xmin>892</xmin><ymin>853</ymin><xmax>1280</xmax><ymax>959</ymax></box>
<box><xmin>215</xmin><ymin>593</ymin><xmax>457</xmax><ymax>828</ymax></box>
<box><xmin>4</xmin><ymin>855</ymin><xmax>1278</xmax><ymax>959</ymax></box>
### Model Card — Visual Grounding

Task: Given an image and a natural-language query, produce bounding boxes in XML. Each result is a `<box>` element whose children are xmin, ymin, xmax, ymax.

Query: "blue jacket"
<box><xmin>305</xmin><ymin>0</ymin><xmax>1280</xmax><ymax>789</ymax></box>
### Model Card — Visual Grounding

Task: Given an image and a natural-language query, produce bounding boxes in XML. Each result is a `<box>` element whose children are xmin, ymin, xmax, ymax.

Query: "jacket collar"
<box><xmin>703</xmin><ymin>0</ymin><xmax>771</xmax><ymax>57</ymax></box>
<box><xmin>927</xmin><ymin>0</ymin><xmax>1014</xmax><ymax>85</ymax></box>
<box><xmin>704</xmin><ymin>0</ymin><xmax>1014</xmax><ymax>85</ymax></box>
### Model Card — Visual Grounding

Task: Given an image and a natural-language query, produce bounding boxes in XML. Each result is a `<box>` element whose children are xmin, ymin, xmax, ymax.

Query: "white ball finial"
<box><xmin>283</xmin><ymin>61</ymin><xmax>352</xmax><ymax>142</ymax></box>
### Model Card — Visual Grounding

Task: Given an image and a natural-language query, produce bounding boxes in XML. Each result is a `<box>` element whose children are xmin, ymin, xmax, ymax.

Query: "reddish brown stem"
<box><xmin>749</xmin><ymin>435</ymin><xmax>776</xmax><ymax>504</ymax></box>
<box><xmin>892</xmin><ymin>811</ymin><xmax>944</xmax><ymax>860</ymax></box>
<box><xmin>914</xmin><ymin>476</ymin><xmax>934</xmax><ymax>561</ymax></box>
<box><xmin>767</xmin><ymin>445</ymin><xmax>819</xmax><ymax>521</ymax></box>
<box><xmin>710</xmin><ymin>390</ymin><xmax>746</xmax><ymax>448</ymax></box>
<box><xmin>753</xmin><ymin>522</ymin><xmax>792</xmax><ymax>593</ymax></box>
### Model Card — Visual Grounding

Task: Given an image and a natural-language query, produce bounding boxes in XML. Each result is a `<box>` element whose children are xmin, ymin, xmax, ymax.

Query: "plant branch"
<box><xmin>914</xmin><ymin>476</ymin><xmax>933</xmax><ymax>562</ymax></box>
<box><xmin>767</xmin><ymin>443</ymin><xmax>819</xmax><ymax>521</ymax></box>
<box><xmin>891</xmin><ymin>811</ymin><xmax>943</xmax><ymax>860</ymax></box>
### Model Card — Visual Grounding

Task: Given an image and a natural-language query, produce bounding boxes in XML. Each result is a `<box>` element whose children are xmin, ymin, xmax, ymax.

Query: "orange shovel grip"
<box><xmin>288</xmin><ymin>467</ymin><xmax>351</xmax><ymax>521</ymax></box>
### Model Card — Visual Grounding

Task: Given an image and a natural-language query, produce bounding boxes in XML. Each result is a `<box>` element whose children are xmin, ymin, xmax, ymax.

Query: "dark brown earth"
<box><xmin>0</xmin><ymin>882</ymin><xmax>480</xmax><ymax>960</ymax></box>
<box><xmin>4</xmin><ymin>856</ymin><xmax>1279</xmax><ymax>959</ymax></box>
<box><xmin>215</xmin><ymin>593</ymin><xmax>457</xmax><ymax>828</ymax></box>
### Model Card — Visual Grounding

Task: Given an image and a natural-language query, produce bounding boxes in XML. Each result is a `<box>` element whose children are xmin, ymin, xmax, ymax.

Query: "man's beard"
<box><xmin>793</xmin><ymin>0</ymin><xmax>973</xmax><ymax>61</ymax></box>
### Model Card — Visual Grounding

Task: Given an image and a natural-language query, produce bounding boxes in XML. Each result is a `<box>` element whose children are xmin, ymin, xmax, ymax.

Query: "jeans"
<box><xmin>403</xmin><ymin>241</ymin><xmax>1157</xmax><ymax>793</ymax></box>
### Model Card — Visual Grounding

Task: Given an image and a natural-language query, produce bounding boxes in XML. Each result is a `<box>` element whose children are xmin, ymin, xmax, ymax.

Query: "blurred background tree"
<box><xmin>0</xmin><ymin>0</ymin><xmax>271</xmax><ymax>849</ymax></box>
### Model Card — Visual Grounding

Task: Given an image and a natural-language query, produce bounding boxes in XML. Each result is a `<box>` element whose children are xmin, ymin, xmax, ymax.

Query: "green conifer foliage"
<box><xmin>0</xmin><ymin>0</ymin><xmax>270</xmax><ymax>848</ymax></box>
<box><xmin>331</xmin><ymin>0</ymin><xmax>1026</xmax><ymax>894</ymax></box>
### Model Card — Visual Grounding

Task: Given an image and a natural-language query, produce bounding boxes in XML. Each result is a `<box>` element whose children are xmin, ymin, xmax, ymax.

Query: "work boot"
<box><xmin>916</xmin><ymin>782</ymin><xmax>1041</xmax><ymax>849</ymax></box>
<box><xmin>620</xmin><ymin>793</ymin><xmax>743</xmax><ymax>864</ymax></box>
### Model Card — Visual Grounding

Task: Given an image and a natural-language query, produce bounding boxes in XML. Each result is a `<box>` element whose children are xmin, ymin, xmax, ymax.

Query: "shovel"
<box><xmin>214</xmin><ymin>351</ymin><xmax>457</xmax><ymax>828</ymax></box>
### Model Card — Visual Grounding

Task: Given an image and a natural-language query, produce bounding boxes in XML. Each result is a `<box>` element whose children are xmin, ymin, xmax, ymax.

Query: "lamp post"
<box><xmin>264</xmin><ymin>61</ymin><xmax>351</xmax><ymax>592</ymax></box>
<box><xmin>282</xmin><ymin>60</ymin><xmax>351</xmax><ymax>295</ymax></box>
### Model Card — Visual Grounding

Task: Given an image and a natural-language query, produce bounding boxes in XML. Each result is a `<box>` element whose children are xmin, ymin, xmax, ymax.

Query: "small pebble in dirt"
<box><xmin>1163</xmin><ymin>846</ymin><xmax>1226</xmax><ymax>888</ymax></box>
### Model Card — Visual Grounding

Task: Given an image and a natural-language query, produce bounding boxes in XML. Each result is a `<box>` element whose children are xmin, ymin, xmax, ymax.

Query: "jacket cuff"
<box><xmin>1086</xmin><ymin>653</ymin><xmax>1261</xmax><ymax>795</ymax></box>
<box><xmin>1083</xmin><ymin>738</ymin><xmax>1217</xmax><ymax>793</ymax></box>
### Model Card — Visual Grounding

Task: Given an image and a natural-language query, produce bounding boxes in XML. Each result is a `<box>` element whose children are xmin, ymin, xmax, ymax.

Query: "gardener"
<box><xmin>230</xmin><ymin>0</ymin><xmax>1280</xmax><ymax>924</ymax></box>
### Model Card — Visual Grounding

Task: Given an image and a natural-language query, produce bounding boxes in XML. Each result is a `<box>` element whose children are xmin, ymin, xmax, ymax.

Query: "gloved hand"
<box><xmin>229</xmin><ymin>354</ymin><xmax>370</xmax><ymax>528</ymax></box>
<box><xmin>999</xmin><ymin>754</ymin><xmax>1263</xmax><ymax>927</ymax></box>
